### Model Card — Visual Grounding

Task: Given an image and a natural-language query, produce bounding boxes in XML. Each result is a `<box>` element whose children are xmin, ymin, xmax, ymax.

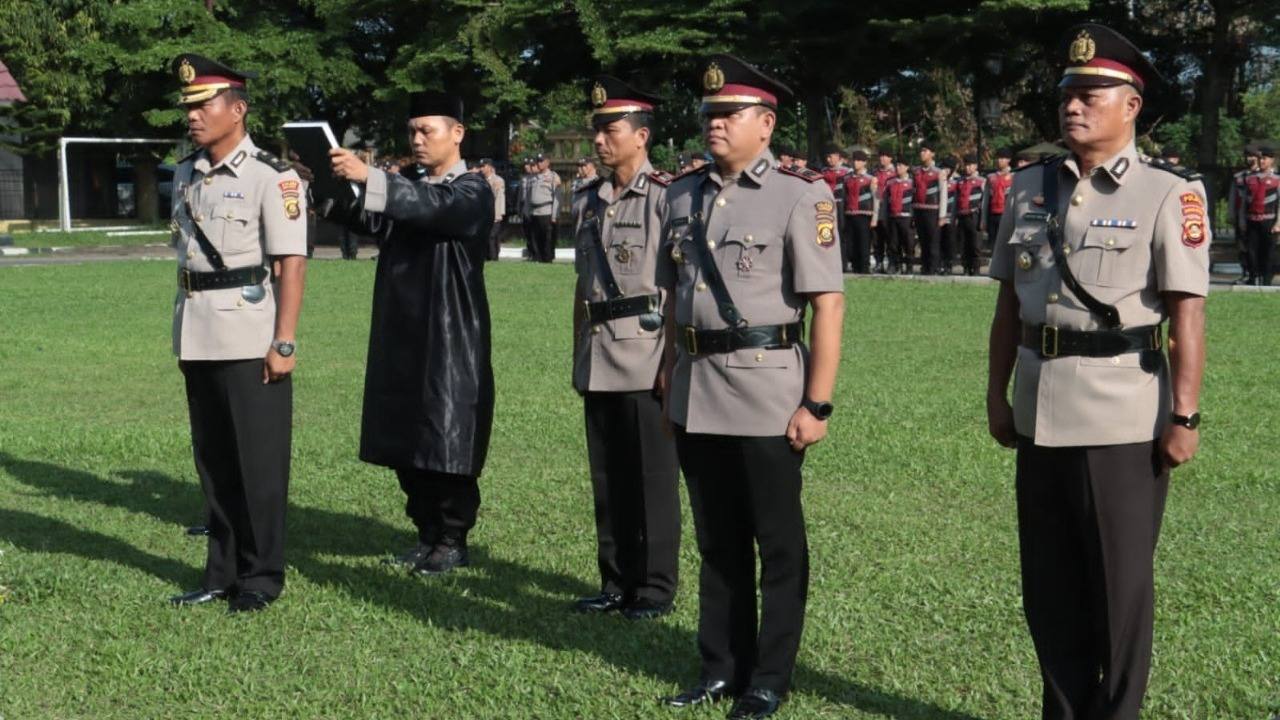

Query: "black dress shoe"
<box><xmin>412</xmin><ymin>540</ymin><xmax>469</xmax><ymax>575</ymax></box>
<box><xmin>227</xmin><ymin>590</ymin><xmax>274</xmax><ymax>614</ymax></box>
<box><xmin>622</xmin><ymin>597</ymin><xmax>673</xmax><ymax>620</ymax></box>
<box><xmin>185</xmin><ymin>525</ymin><xmax>210</xmax><ymax>537</ymax></box>
<box><xmin>661</xmin><ymin>679</ymin><xmax>735</xmax><ymax>708</ymax></box>
<box><xmin>382</xmin><ymin>543</ymin><xmax>432</xmax><ymax>567</ymax></box>
<box><xmin>169</xmin><ymin>588</ymin><xmax>228</xmax><ymax>606</ymax></box>
<box><xmin>573</xmin><ymin>592</ymin><xmax>625</xmax><ymax>614</ymax></box>
<box><xmin>727</xmin><ymin>688</ymin><xmax>782</xmax><ymax>719</ymax></box>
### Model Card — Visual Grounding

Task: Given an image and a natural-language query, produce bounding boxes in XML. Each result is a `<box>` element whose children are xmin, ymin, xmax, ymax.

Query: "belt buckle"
<box><xmin>1041</xmin><ymin>325</ymin><xmax>1059</xmax><ymax>358</ymax></box>
<box><xmin>684</xmin><ymin>326</ymin><xmax>698</xmax><ymax>356</ymax></box>
<box><xmin>181</xmin><ymin>268</ymin><xmax>193</xmax><ymax>292</ymax></box>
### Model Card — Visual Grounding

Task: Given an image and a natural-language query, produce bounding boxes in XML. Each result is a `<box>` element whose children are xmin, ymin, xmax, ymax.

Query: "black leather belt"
<box><xmin>179</xmin><ymin>265</ymin><xmax>269</xmax><ymax>292</ymax></box>
<box><xmin>681</xmin><ymin>322</ymin><xmax>803</xmax><ymax>356</ymax></box>
<box><xmin>586</xmin><ymin>294</ymin><xmax>660</xmax><ymax>323</ymax></box>
<box><xmin>1022</xmin><ymin>323</ymin><xmax>1162</xmax><ymax>359</ymax></box>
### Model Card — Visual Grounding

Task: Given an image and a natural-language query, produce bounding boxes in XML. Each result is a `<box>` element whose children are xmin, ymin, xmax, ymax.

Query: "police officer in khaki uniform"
<box><xmin>986</xmin><ymin>25</ymin><xmax>1208</xmax><ymax>719</ymax></box>
<box><xmin>570</xmin><ymin>76</ymin><xmax>681</xmax><ymax>621</ymax></box>
<box><xmin>167</xmin><ymin>54</ymin><xmax>308</xmax><ymax>613</ymax></box>
<box><xmin>529</xmin><ymin>154</ymin><xmax>561</xmax><ymax>262</ymax></box>
<box><xmin>656</xmin><ymin>55</ymin><xmax>844</xmax><ymax>720</ymax></box>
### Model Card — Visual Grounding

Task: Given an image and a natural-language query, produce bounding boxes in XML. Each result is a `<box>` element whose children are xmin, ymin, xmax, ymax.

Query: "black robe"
<box><xmin>335</xmin><ymin>162</ymin><xmax>495</xmax><ymax>477</ymax></box>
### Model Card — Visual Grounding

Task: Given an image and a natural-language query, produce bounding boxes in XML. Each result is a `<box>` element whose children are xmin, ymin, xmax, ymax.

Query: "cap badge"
<box><xmin>703</xmin><ymin>62</ymin><xmax>725</xmax><ymax>93</ymax></box>
<box><xmin>1068</xmin><ymin>30</ymin><xmax>1096</xmax><ymax>64</ymax></box>
<box><xmin>178</xmin><ymin>59</ymin><xmax>196</xmax><ymax>84</ymax></box>
<box><xmin>591</xmin><ymin>82</ymin><xmax>607</xmax><ymax>108</ymax></box>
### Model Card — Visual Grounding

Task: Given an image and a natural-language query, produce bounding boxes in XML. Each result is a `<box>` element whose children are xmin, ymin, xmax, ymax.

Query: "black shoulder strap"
<box><xmin>586</xmin><ymin>189</ymin><xmax>622</xmax><ymax>300</ymax></box>
<box><xmin>182</xmin><ymin>180</ymin><xmax>227</xmax><ymax>271</ymax></box>
<box><xmin>1043</xmin><ymin>158</ymin><xmax>1121</xmax><ymax>329</ymax></box>
<box><xmin>687</xmin><ymin>176</ymin><xmax>745</xmax><ymax>327</ymax></box>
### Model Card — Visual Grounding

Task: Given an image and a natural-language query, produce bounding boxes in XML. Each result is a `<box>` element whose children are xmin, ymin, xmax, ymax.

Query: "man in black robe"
<box><xmin>325</xmin><ymin>92</ymin><xmax>495</xmax><ymax>575</ymax></box>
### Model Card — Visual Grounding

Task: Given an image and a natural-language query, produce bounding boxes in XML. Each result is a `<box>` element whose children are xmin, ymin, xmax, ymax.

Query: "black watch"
<box><xmin>802</xmin><ymin>397</ymin><xmax>834</xmax><ymax>421</ymax></box>
<box><xmin>1171</xmin><ymin>411</ymin><xmax>1201</xmax><ymax>430</ymax></box>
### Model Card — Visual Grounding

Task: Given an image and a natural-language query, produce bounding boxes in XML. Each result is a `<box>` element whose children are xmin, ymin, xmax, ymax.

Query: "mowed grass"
<box><xmin>6</xmin><ymin>228</ymin><xmax>171</xmax><ymax>249</ymax></box>
<box><xmin>0</xmin><ymin>259</ymin><xmax>1276</xmax><ymax>720</ymax></box>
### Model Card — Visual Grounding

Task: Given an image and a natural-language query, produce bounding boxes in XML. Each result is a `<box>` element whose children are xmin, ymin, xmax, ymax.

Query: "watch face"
<box><xmin>275</xmin><ymin>342</ymin><xmax>295</xmax><ymax>357</ymax></box>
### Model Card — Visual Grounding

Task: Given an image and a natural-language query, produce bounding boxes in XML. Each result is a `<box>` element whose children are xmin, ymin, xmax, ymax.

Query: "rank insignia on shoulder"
<box><xmin>778</xmin><ymin>165</ymin><xmax>823</xmax><ymax>183</ymax></box>
<box><xmin>1089</xmin><ymin>218</ymin><xmax>1137</xmax><ymax>229</ymax></box>
<box><xmin>649</xmin><ymin>170</ymin><xmax>674</xmax><ymax>187</ymax></box>
<box><xmin>255</xmin><ymin>150</ymin><xmax>292</xmax><ymax>173</ymax></box>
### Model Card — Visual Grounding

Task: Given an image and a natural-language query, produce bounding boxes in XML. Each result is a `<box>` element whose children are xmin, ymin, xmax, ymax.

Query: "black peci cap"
<box><xmin>172</xmin><ymin>54</ymin><xmax>256</xmax><ymax>105</ymax></box>
<box><xmin>408</xmin><ymin>91</ymin><xmax>464</xmax><ymax>122</ymax></box>
<box><xmin>589</xmin><ymin>75</ymin><xmax>661</xmax><ymax>127</ymax></box>
<box><xmin>699</xmin><ymin>54</ymin><xmax>793</xmax><ymax>114</ymax></box>
<box><xmin>1058</xmin><ymin>23</ymin><xmax>1163</xmax><ymax>95</ymax></box>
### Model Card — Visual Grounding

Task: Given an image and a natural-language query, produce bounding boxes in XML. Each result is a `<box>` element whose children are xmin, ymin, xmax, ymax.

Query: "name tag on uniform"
<box><xmin>223</xmin><ymin>191</ymin><xmax>245</xmax><ymax>200</ymax></box>
<box><xmin>614</xmin><ymin>221</ymin><xmax>642</xmax><ymax>229</ymax></box>
<box><xmin>1022</xmin><ymin>211</ymin><xmax>1049</xmax><ymax>222</ymax></box>
<box><xmin>1089</xmin><ymin>219</ymin><xmax>1137</xmax><ymax>229</ymax></box>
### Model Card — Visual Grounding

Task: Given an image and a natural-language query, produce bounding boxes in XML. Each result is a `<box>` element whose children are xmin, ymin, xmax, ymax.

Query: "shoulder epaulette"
<box><xmin>1144</xmin><ymin>156</ymin><xmax>1202</xmax><ymax>181</ymax></box>
<box><xmin>776</xmin><ymin>165</ymin><xmax>823</xmax><ymax>183</ymax></box>
<box><xmin>1013</xmin><ymin>157</ymin><xmax>1054</xmax><ymax>173</ymax></box>
<box><xmin>254</xmin><ymin>150</ymin><xmax>292</xmax><ymax>173</ymax></box>
<box><xmin>648</xmin><ymin>170</ymin><xmax>674</xmax><ymax>187</ymax></box>
<box><xmin>671</xmin><ymin>164</ymin><xmax>711</xmax><ymax>182</ymax></box>
<box><xmin>574</xmin><ymin>176</ymin><xmax>605</xmax><ymax>194</ymax></box>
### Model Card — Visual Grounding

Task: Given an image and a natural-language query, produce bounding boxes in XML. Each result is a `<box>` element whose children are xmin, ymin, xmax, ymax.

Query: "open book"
<box><xmin>282</xmin><ymin>121</ymin><xmax>361</xmax><ymax>213</ymax></box>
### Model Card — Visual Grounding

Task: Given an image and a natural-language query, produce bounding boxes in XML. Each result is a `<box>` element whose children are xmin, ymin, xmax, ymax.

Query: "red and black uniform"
<box><xmin>841</xmin><ymin>171</ymin><xmax>878</xmax><ymax>273</ymax></box>
<box><xmin>1229</xmin><ymin>167</ymin><xmax>1254</xmax><ymax>278</ymax></box>
<box><xmin>880</xmin><ymin>175</ymin><xmax>915</xmax><ymax>273</ymax></box>
<box><xmin>941</xmin><ymin>173</ymin><xmax>960</xmax><ymax>273</ymax></box>
<box><xmin>955</xmin><ymin>172</ymin><xmax>987</xmax><ymax>275</ymax></box>
<box><xmin>1242</xmin><ymin>170</ymin><xmax>1280</xmax><ymax>285</ymax></box>
<box><xmin>872</xmin><ymin>163</ymin><xmax>897</xmax><ymax>271</ymax></box>
<box><xmin>911</xmin><ymin>164</ymin><xmax>947</xmax><ymax>273</ymax></box>
<box><xmin>821</xmin><ymin>164</ymin><xmax>854</xmax><ymax>267</ymax></box>
<box><xmin>982</xmin><ymin>169</ymin><xmax>1013</xmax><ymax>251</ymax></box>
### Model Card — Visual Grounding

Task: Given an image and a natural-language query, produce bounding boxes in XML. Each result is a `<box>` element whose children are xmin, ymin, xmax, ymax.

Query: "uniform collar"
<box><xmin>599</xmin><ymin>159</ymin><xmax>653</xmax><ymax>203</ymax></box>
<box><xmin>711</xmin><ymin>149</ymin><xmax>775</xmax><ymax>189</ymax></box>
<box><xmin>428</xmin><ymin>158</ymin><xmax>469</xmax><ymax>184</ymax></box>
<box><xmin>194</xmin><ymin>134</ymin><xmax>256</xmax><ymax>177</ymax></box>
<box><xmin>1064</xmin><ymin>141</ymin><xmax>1138</xmax><ymax>186</ymax></box>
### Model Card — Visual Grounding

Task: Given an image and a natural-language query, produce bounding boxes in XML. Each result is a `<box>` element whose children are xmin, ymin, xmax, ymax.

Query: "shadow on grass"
<box><xmin>0</xmin><ymin>451</ymin><xmax>986</xmax><ymax>720</ymax></box>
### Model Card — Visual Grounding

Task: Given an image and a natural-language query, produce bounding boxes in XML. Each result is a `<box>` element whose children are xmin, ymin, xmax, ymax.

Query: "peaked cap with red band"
<box><xmin>1058</xmin><ymin>23</ymin><xmax>1164</xmax><ymax>95</ymax></box>
<box><xmin>589</xmin><ymin>75</ymin><xmax>662</xmax><ymax>127</ymax></box>
<box><xmin>172</xmin><ymin>54</ymin><xmax>256</xmax><ymax>106</ymax></box>
<box><xmin>699</xmin><ymin>54</ymin><xmax>793</xmax><ymax>114</ymax></box>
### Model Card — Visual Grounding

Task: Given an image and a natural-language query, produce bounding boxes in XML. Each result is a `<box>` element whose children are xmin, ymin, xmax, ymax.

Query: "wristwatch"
<box><xmin>801</xmin><ymin>397</ymin><xmax>834</xmax><ymax>421</ymax></box>
<box><xmin>1170</xmin><ymin>411</ymin><xmax>1201</xmax><ymax>430</ymax></box>
<box><xmin>271</xmin><ymin>340</ymin><xmax>296</xmax><ymax>357</ymax></box>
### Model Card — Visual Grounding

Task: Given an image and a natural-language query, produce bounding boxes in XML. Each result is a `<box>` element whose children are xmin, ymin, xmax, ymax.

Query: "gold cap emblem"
<box><xmin>1068</xmin><ymin>31</ymin><xmax>1096</xmax><ymax>64</ymax></box>
<box><xmin>178</xmin><ymin>59</ymin><xmax>196</xmax><ymax>84</ymax></box>
<box><xmin>591</xmin><ymin>82</ymin><xmax>607</xmax><ymax>108</ymax></box>
<box><xmin>703</xmin><ymin>62</ymin><xmax>725</xmax><ymax>93</ymax></box>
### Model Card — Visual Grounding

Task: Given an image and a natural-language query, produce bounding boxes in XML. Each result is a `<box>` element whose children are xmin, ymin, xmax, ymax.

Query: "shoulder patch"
<box><xmin>777</xmin><ymin>165</ymin><xmax>823</xmax><ymax>183</ymax></box>
<box><xmin>1144</xmin><ymin>156</ymin><xmax>1202</xmax><ymax>181</ymax></box>
<box><xmin>574</xmin><ymin>176</ymin><xmax>605</xmax><ymax>194</ymax></box>
<box><xmin>648</xmin><ymin>170</ymin><xmax>674</xmax><ymax>187</ymax></box>
<box><xmin>254</xmin><ymin>150</ymin><xmax>292</xmax><ymax>173</ymax></box>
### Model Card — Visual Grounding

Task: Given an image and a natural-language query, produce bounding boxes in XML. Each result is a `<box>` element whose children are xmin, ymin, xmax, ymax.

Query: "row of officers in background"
<box><xmin>1229</xmin><ymin>141</ymin><xmax>1280</xmax><ymax>286</ymax></box>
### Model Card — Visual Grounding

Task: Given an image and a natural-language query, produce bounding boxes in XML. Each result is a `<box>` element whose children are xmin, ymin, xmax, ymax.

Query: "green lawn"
<box><xmin>6</xmin><ymin>228</ymin><xmax>171</xmax><ymax>249</ymax></box>
<box><xmin>0</xmin><ymin>261</ymin><xmax>1275</xmax><ymax>719</ymax></box>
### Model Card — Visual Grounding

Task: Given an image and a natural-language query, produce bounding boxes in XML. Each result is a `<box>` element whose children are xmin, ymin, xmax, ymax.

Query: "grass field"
<box><xmin>0</xmin><ymin>260</ymin><xmax>1276</xmax><ymax>719</ymax></box>
<box><xmin>6</xmin><ymin>228</ymin><xmax>170</xmax><ymax>249</ymax></box>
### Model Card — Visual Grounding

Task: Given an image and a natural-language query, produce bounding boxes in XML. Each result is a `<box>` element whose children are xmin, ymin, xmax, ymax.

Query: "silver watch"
<box><xmin>271</xmin><ymin>340</ymin><xmax>296</xmax><ymax>357</ymax></box>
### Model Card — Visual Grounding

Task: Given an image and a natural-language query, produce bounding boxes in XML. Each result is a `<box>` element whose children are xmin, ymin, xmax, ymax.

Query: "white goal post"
<box><xmin>57</xmin><ymin>136</ymin><xmax>184</xmax><ymax>231</ymax></box>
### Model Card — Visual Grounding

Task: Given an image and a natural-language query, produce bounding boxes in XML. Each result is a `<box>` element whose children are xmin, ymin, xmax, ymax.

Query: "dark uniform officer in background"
<box><xmin>954</xmin><ymin>154</ymin><xmax>987</xmax><ymax>275</ymax></box>
<box><xmin>819</xmin><ymin>145</ymin><xmax>852</xmax><ymax>268</ymax></box>
<box><xmin>570</xmin><ymin>76</ymin><xmax>682</xmax><ymax>620</ymax></box>
<box><xmin>657</xmin><ymin>54</ymin><xmax>845</xmax><ymax>720</ymax></box>
<box><xmin>986</xmin><ymin>25</ymin><xmax>1208</xmax><ymax>719</ymax></box>
<box><xmin>841</xmin><ymin>149</ymin><xmax>879</xmax><ymax>273</ymax></box>
<box><xmin>325</xmin><ymin>92</ymin><xmax>496</xmax><ymax>575</ymax></box>
<box><xmin>1227</xmin><ymin>143</ymin><xmax>1260</xmax><ymax>283</ymax></box>
<box><xmin>872</xmin><ymin>147</ymin><xmax>897</xmax><ymax>272</ymax></box>
<box><xmin>983</xmin><ymin>147</ymin><xmax>1015</xmax><ymax>255</ymax></box>
<box><xmin>912</xmin><ymin>142</ymin><xmax>948</xmax><ymax>274</ymax></box>
<box><xmin>1240</xmin><ymin>143</ymin><xmax>1280</xmax><ymax>286</ymax></box>
<box><xmin>168</xmin><ymin>54</ymin><xmax>308</xmax><ymax>613</ymax></box>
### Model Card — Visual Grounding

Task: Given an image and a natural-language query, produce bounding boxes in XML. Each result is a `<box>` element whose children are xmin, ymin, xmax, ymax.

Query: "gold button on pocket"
<box><xmin>755</xmin><ymin>353</ymin><xmax>764</xmax><ymax>362</ymax></box>
<box><xmin>236</xmin><ymin>299</ymin><xmax>245</xmax><ymax>307</ymax></box>
<box><xmin>591</xmin><ymin>326</ymin><xmax>601</xmax><ymax>335</ymax></box>
<box><xmin>1105</xmin><ymin>237</ymin><xmax>1116</xmax><ymax>248</ymax></box>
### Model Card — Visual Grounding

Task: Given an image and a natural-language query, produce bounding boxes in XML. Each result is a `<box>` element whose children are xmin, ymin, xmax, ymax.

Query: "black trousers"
<box><xmin>874</xmin><ymin>217</ymin><xmax>892</xmax><ymax>269</ymax></box>
<box><xmin>915</xmin><ymin>208</ymin><xmax>941</xmax><ymax>273</ymax></box>
<box><xmin>181</xmin><ymin>359</ymin><xmax>291</xmax><ymax>598</ymax></box>
<box><xmin>521</xmin><ymin>215</ymin><xmax>536</xmax><ymax>260</ymax></box>
<box><xmin>987</xmin><ymin>212</ymin><xmax>1003</xmax><ymax>254</ymax></box>
<box><xmin>395</xmin><ymin>468</ymin><xmax>480</xmax><ymax>544</ymax></box>
<box><xmin>675</xmin><ymin>427</ymin><xmax>808</xmax><ymax>695</ymax></box>
<box><xmin>530</xmin><ymin>215</ymin><xmax>556</xmax><ymax>263</ymax></box>
<box><xmin>845</xmin><ymin>214</ymin><xmax>873</xmax><ymax>273</ymax></box>
<box><xmin>340</xmin><ymin>229</ymin><xmax>359</xmax><ymax>260</ymax></box>
<box><xmin>1016</xmin><ymin>438</ymin><xmax>1169</xmax><ymax>720</ymax></box>
<box><xmin>1246</xmin><ymin>220</ymin><xmax>1275</xmax><ymax>285</ymax></box>
<box><xmin>958</xmin><ymin>213</ymin><xmax>981</xmax><ymax>274</ymax></box>
<box><xmin>584</xmin><ymin>390</ymin><xmax>681</xmax><ymax>602</ymax></box>
<box><xmin>1235</xmin><ymin>224</ymin><xmax>1252</xmax><ymax>277</ymax></box>
<box><xmin>940</xmin><ymin>217</ymin><xmax>956</xmax><ymax>271</ymax></box>
<box><xmin>487</xmin><ymin>222</ymin><xmax>503</xmax><ymax>261</ymax></box>
<box><xmin>888</xmin><ymin>216</ymin><xmax>914</xmax><ymax>270</ymax></box>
